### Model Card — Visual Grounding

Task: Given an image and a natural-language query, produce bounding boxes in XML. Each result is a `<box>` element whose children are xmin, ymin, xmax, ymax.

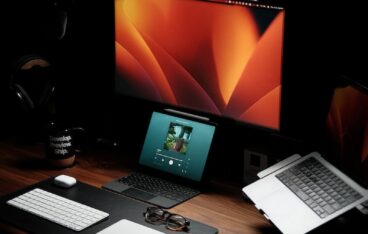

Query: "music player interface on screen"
<box><xmin>139</xmin><ymin>112</ymin><xmax>215</xmax><ymax>182</ymax></box>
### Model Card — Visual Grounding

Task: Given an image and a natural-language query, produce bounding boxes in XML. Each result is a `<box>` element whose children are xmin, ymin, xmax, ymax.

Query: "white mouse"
<box><xmin>54</xmin><ymin>175</ymin><xmax>77</xmax><ymax>188</ymax></box>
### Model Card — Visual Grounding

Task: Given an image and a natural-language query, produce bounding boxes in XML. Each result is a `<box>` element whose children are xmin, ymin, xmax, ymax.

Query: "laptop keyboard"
<box><xmin>118</xmin><ymin>172</ymin><xmax>199</xmax><ymax>201</ymax></box>
<box><xmin>276</xmin><ymin>157</ymin><xmax>363</xmax><ymax>218</ymax></box>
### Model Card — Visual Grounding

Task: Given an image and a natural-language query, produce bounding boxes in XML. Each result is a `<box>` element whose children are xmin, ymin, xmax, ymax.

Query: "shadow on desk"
<box><xmin>311</xmin><ymin>208</ymin><xmax>368</xmax><ymax>234</ymax></box>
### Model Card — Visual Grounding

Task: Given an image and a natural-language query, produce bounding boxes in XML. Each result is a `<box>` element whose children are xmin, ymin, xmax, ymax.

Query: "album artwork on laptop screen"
<box><xmin>114</xmin><ymin>0</ymin><xmax>285</xmax><ymax>130</ymax></box>
<box><xmin>139</xmin><ymin>112</ymin><xmax>216</xmax><ymax>182</ymax></box>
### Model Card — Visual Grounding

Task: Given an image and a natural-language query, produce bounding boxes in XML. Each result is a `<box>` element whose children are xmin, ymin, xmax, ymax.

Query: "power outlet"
<box><xmin>243</xmin><ymin>149</ymin><xmax>269</xmax><ymax>184</ymax></box>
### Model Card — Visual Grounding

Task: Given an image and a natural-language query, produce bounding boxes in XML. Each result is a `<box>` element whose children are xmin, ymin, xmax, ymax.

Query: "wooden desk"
<box><xmin>0</xmin><ymin>140</ymin><xmax>275</xmax><ymax>234</ymax></box>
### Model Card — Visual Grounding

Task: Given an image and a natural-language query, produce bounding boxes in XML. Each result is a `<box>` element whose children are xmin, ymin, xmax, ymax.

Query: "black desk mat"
<box><xmin>0</xmin><ymin>177</ymin><xmax>218</xmax><ymax>234</ymax></box>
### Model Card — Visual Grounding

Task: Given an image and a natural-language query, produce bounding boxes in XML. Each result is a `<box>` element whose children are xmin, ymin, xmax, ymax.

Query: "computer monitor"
<box><xmin>325</xmin><ymin>76</ymin><xmax>368</xmax><ymax>187</ymax></box>
<box><xmin>114</xmin><ymin>0</ymin><xmax>286</xmax><ymax>130</ymax></box>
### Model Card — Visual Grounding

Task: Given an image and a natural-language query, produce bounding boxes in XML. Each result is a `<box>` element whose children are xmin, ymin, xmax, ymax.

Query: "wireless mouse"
<box><xmin>54</xmin><ymin>175</ymin><xmax>77</xmax><ymax>188</ymax></box>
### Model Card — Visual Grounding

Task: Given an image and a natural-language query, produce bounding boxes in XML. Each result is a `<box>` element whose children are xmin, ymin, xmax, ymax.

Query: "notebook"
<box><xmin>103</xmin><ymin>110</ymin><xmax>216</xmax><ymax>208</ymax></box>
<box><xmin>97</xmin><ymin>219</ymin><xmax>164</xmax><ymax>234</ymax></box>
<box><xmin>242</xmin><ymin>152</ymin><xmax>368</xmax><ymax>234</ymax></box>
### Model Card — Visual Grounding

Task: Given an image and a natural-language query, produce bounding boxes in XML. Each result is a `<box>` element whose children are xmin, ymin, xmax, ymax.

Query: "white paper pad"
<box><xmin>97</xmin><ymin>219</ymin><xmax>165</xmax><ymax>234</ymax></box>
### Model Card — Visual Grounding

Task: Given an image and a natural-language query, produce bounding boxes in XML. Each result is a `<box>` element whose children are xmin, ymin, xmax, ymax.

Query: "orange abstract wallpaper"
<box><xmin>115</xmin><ymin>0</ymin><xmax>285</xmax><ymax>129</ymax></box>
<box><xmin>327</xmin><ymin>86</ymin><xmax>368</xmax><ymax>167</ymax></box>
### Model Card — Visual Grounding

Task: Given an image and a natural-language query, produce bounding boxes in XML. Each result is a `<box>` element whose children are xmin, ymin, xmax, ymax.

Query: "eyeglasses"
<box><xmin>143</xmin><ymin>207</ymin><xmax>190</xmax><ymax>231</ymax></box>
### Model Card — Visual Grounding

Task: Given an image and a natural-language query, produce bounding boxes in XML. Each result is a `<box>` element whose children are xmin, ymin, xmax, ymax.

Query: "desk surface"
<box><xmin>0</xmin><ymin>140</ymin><xmax>275</xmax><ymax>234</ymax></box>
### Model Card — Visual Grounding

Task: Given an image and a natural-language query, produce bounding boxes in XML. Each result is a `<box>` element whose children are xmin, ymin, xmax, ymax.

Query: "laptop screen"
<box><xmin>325</xmin><ymin>77</ymin><xmax>368</xmax><ymax>188</ymax></box>
<box><xmin>139</xmin><ymin>111</ymin><xmax>216</xmax><ymax>182</ymax></box>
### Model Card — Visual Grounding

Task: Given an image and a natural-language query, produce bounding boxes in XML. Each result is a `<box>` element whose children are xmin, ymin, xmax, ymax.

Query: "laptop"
<box><xmin>103</xmin><ymin>110</ymin><xmax>216</xmax><ymax>208</ymax></box>
<box><xmin>242</xmin><ymin>152</ymin><xmax>368</xmax><ymax>234</ymax></box>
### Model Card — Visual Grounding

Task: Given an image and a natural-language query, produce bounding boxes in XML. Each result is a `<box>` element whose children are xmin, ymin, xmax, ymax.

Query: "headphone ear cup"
<box><xmin>10</xmin><ymin>54</ymin><xmax>53</xmax><ymax>112</ymax></box>
<box><xmin>12</xmin><ymin>83</ymin><xmax>35</xmax><ymax>112</ymax></box>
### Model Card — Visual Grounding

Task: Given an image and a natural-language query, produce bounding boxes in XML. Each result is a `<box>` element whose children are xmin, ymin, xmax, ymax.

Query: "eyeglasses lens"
<box><xmin>144</xmin><ymin>207</ymin><xmax>189</xmax><ymax>231</ymax></box>
<box><xmin>167</xmin><ymin>214</ymin><xmax>188</xmax><ymax>231</ymax></box>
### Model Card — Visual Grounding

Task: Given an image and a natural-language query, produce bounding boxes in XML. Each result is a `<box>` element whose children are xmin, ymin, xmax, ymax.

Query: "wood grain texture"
<box><xmin>0</xmin><ymin>141</ymin><xmax>275</xmax><ymax>234</ymax></box>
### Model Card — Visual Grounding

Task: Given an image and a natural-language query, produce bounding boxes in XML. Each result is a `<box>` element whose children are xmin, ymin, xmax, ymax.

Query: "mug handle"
<box><xmin>70</xmin><ymin>127</ymin><xmax>88</xmax><ymax>153</ymax></box>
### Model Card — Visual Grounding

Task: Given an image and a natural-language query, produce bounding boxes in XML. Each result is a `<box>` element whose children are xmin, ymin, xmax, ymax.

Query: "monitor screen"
<box><xmin>139</xmin><ymin>111</ymin><xmax>216</xmax><ymax>182</ymax></box>
<box><xmin>325</xmin><ymin>77</ymin><xmax>368</xmax><ymax>187</ymax></box>
<box><xmin>115</xmin><ymin>0</ymin><xmax>285</xmax><ymax>130</ymax></box>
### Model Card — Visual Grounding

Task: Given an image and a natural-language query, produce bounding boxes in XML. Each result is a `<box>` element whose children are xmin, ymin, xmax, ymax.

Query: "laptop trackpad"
<box><xmin>150</xmin><ymin>196</ymin><xmax>178</xmax><ymax>209</ymax></box>
<box><xmin>122</xmin><ymin>188</ymin><xmax>156</xmax><ymax>201</ymax></box>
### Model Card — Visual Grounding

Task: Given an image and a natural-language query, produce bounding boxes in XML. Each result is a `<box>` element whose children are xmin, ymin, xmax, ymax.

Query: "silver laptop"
<box><xmin>242</xmin><ymin>152</ymin><xmax>368</xmax><ymax>234</ymax></box>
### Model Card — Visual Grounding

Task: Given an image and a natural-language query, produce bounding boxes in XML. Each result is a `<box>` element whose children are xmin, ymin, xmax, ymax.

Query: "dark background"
<box><xmin>0</xmin><ymin>0</ymin><xmax>366</xmax><ymax>184</ymax></box>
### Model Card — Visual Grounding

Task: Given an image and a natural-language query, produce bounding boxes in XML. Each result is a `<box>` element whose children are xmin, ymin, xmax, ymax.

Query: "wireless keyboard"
<box><xmin>118</xmin><ymin>172</ymin><xmax>199</xmax><ymax>201</ymax></box>
<box><xmin>6</xmin><ymin>188</ymin><xmax>109</xmax><ymax>231</ymax></box>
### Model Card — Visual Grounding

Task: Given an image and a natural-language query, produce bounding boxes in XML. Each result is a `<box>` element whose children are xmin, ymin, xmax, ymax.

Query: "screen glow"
<box><xmin>115</xmin><ymin>0</ymin><xmax>285</xmax><ymax>130</ymax></box>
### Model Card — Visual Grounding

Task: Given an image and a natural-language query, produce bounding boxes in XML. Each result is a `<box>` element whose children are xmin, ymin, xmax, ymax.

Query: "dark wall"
<box><xmin>281</xmin><ymin>1</ymin><xmax>366</xmax><ymax>145</ymax></box>
<box><xmin>55</xmin><ymin>0</ymin><xmax>114</xmax><ymax>137</ymax></box>
<box><xmin>1</xmin><ymin>1</ymin><xmax>364</xmax><ymax>183</ymax></box>
<box><xmin>1</xmin><ymin>0</ymin><xmax>114</xmax><ymax>142</ymax></box>
<box><xmin>1</xmin><ymin>0</ymin><xmax>71</xmax><ymax>140</ymax></box>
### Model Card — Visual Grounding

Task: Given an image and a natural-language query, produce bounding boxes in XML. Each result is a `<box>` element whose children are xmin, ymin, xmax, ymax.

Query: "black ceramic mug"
<box><xmin>45</xmin><ymin>121</ymin><xmax>86</xmax><ymax>167</ymax></box>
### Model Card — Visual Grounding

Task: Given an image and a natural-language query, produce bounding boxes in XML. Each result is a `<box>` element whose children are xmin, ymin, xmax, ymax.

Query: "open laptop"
<box><xmin>242</xmin><ymin>152</ymin><xmax>368</xmax><ymax>234</ymax></box>
<box><xmin>103</xmin><ymin>110</ymin><xmax>216</xmax><ymax>208</ymax></box>
<box><xmin>243</xmin><ymin>75</ymin><xmax>368</xmax><ymax>234</ymax></box>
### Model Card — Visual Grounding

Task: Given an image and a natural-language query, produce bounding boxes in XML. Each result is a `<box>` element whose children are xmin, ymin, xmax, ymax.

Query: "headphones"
<box><xmin>9</xmin><ymin>54</ymin><xmax>55</xmax><ymax>113</ymax></box>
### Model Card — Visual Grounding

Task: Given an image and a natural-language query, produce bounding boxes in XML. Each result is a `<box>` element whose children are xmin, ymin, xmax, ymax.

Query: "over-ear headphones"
<box><xmin>9</xmin><ymin>54</ymin><xmax>55</xmax><ymax>113</ymax></box>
